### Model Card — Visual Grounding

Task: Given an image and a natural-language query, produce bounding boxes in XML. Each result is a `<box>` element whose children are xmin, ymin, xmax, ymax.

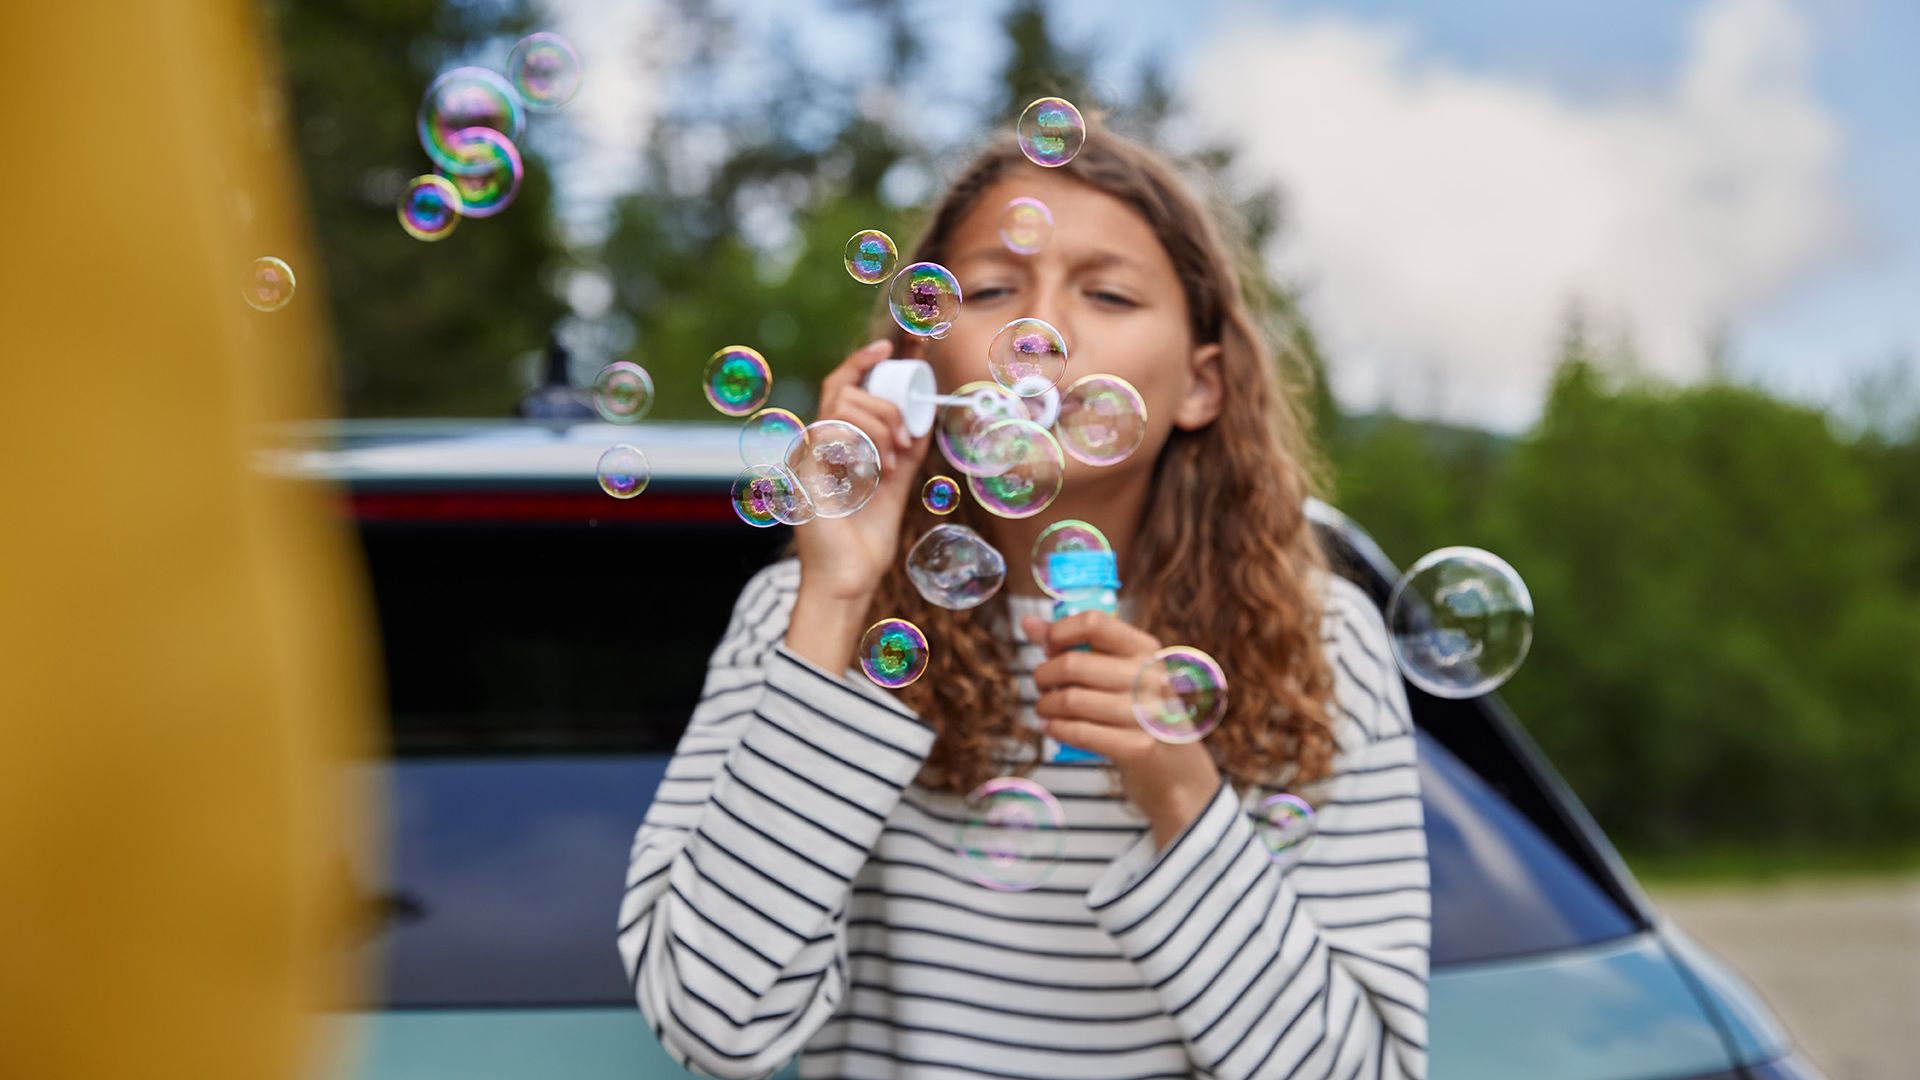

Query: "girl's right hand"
<box><xmin>790</xmin><ymin>338</ymin><xmax>933</xmax><ymax>605</ymax></box>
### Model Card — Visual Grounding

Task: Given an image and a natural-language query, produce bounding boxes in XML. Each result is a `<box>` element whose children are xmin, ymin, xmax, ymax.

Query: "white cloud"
<box><xmin>536</xmin><ymin>0</ymin><xmax>668</xmax><ymax>243</ymax></box>
<box><xmin>1181</xmin><ymin>0</ymin><xmax>1848</xmax><ymax>430</ymax></box>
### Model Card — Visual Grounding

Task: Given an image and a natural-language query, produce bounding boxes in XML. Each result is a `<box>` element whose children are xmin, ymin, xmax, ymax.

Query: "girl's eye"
<box><xmin>970</xmin><ymin>285</ymin><xmax>1014</xmax><ymax>302</ymax></box>
<box><xmin>1091</xmin><ymin>289</ymin><xmax>1139</xmax><ymax>308</ymax></box>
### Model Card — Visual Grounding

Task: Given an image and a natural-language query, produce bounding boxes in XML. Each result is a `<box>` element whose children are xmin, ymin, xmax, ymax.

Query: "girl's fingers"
<box><xmin>1035</xmin><ymin>610</ymin><xmax>1162</xmax><ymax>659</ymax></box>
<box><xmin>838</xmin><ymin>386</ymin><xmax>913</xmax><ymax>450</ymax></box>
<box><xmin>819</xmin><ymin>338</ymin><xmax>895</xmax><ymax>402</ymax></box>
<box><xmin>1033</xmin><ymin>685</ymin><xmax>1137</xmax><ymax>730</ymax></box>
<box><xmin>1031</xmin><ymin>649</ymin><xmax>1144</xmax><ymax>695</ymax></box>
<box><xmin>825</xmin><ymin>402</ymin><xmax>900</xmax><ymax>470</ymax></box>
<box><xmin>1040</xmin><ymin>717</ymin><xmax>1139</xmax><ymax>760</ymax></box>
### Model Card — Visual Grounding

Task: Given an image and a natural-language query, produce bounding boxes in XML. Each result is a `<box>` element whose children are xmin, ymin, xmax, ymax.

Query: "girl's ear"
<box><xmin>1172</xmin><ymin>342</ymin><xmax>1225</xmax><ymax>431</ymax></box>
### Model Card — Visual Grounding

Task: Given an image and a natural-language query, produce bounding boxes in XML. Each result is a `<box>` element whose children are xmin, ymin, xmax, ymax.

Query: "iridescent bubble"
<box><xmin>921</xmin><ymin>475</ymin><xmax>961</xmax><ymax>515</ymax></box>
<box><xmin>243</xmin><ymin>256</ymin><xmax>296</xmax><ymax>312</ymax></box>
<box><xmin>1132</xmin><ymin>646</ymin><xmax>1228</xmax><ymax>744</ymax></box>
<box><xmin>997</xmin><ymin>197</ymin><xmax>1054</xmax><ymax>255</ymax></box>
<box><xmin>418</xmin><ymin>67</ymin><xmax>526</xmax><ymax>176</ymax></box>
<box><xmin>1016</xmin><ymin>96</ymin><xmax>1086</xmax><ymax>168</ymax></box>
<box><xmin>965</xmin><ymin>419</ymin><xmax>1065</xmax><ymax>519</ymax></box>
<box><xmin>1056</xmin><ymin>373</ymin><xmax>1148</xmax><ymax>467</ymax></box>
<box><xmin>703</xmin><ymin>346</ymin><xmax>773</xmax><ymax>417</ymax></box>
<box><xmin>936</xmin><ymin>381</ymin><xmax>1026</xmax><ymax>477</ymax></box>
<box><xmin>398</xmin><ymin>175</ymin><xmax>461</xmax><ymax>241</ymax></box>
<box><xmin>1023</xmin><ymin>384</ymin><xmax>1061</xmax><ymax>428</ymax></box>
<box><xmin>731</xmin><ymin>464</ymin><xmax>814</xmax><ymax>528</ymax></box>
<box><xmin>596</xmin><ymin>444</ymin><xmax>650</xmax><ymax>499</ymax></box>
<box><xmin>844</xmin><ymin>229</ymin><xmax>898</xmax><ymax>285</ymax></box>
<box><xmin>1386</xmin><ymin>547</ymin><xmax>1534</xmax><ymax>699</ymax></box>
<box><xmin>988</xmin><ymin>318</ymin><xmax>1068</xmax><ymax>397</ymax></box>
<box><xmin>1254</xmin><ymin>793</ymin><xmax>1317</xmax><ymax>866</ymax></box>
<box><xmin>888</xmin><ymin>262</ymin><xmax>962</xmax><ymax>338</ymax></box>
<box><xmin>1031</xmin><ymin>519</ymin><xmax>1113</xmax><ymax>599</ymax></box>
<box><xmin>507</xmin><ymin>32</ymin><xmax>582</xmax><ymax>111</ymax></box>
<box><xmin>906</xmin><ymin>524</ymin><xmax>1006</xmax><ymax>610</ymax></box>
<box><xmin>739</xmin><ymin>407</ymin><xmax>805</xmax><ymax>466</ymax></box>
<box><xmin>784</xmin><ymin>419</ymin><xmax>882</xmax><ymax>518</ymax></box>
<box><xmin>859</xmin><ymin>618</ymin><xmax>929</xmax><ymax>689</ymax></box>
<box><xmin>438</xmin><ymin>127</ymin><xmax>523</xmax><ymax>218</ymax></box>
<box><xmin>592</xmin><ymin>361</ymin><xmax>654</xmax><ymax>424</ymax></box>
<box><xmin>955</xmin><ymin>776</ymin><xmax>1065</xmax><ymax>892</ymax></box>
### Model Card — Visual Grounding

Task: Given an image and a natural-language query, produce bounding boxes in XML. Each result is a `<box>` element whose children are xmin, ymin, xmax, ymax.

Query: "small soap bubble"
<box><xmin>844</xmin><ymin>229</ymin><xmax>898</xmax><ymax>285</ymax></box>
<box><xmin>1254</xmin><ymin>793</ymin><xmax>1317</xmax><ymax>866</ymax></box>
<box><xmin>703</xmin><ymin>346</ymin><xmax>773</xmax><ymax>416</ymax></box>
<box><xmin>731</xmin><ymin>464</ymin><xmax>814</xmax><ymax>527</ymax></box>
<box><xmin>1056</xmin><ymin>373</ymin><xmax>1148</xmax><ymax>466</ymax></box>
<box><xmin>592</xmin><ymin>361</ymin><xmax>655</xmax><ymax>423</ymax></box>
<box><xmin>596</xmin><ymin>444</ymin><xmax>650</xmax><ymax>499</ymax></box>
<box><xmin>438</xmin><ymin>127</ymin><xmax>523</xmax><ymax>218</ymax></box>
<box><xmin>859</xmin><ymin>618</ymin><xmax>929</xmax><ymax>689</ymax></box>
<box><xmin>955</xmin><ymin>776</ymin><xmax>1066</xmax><ymax>892</ymax></box>
<box><xmin>965</xmin><ymin>419</ymin><xmax>1065</xmax><ymax>519</ymax></box>
<box><xmin>888</xmin><ymin>262</ymin><xmax>962</xmax><ymax>338</ymax></box>
<box><xmin>906</xmin><ymin>524</ymin><xmax>1007</xmax><ymax>610</ymax></box>
<box><xmin>398</xmin><ymin>175</ymin><xmax>461</xmax><ymax>241</ymax></box>
<box><xmin>784</xmin><ymin>419</ymin><xmax>882</xmax><ymax>518</ymax></box>
<box><xmin>739</xmin><ymin>407</ymin><xmax>805</xmax><ymax>466</ymax></box>
<box><xmin>418</xmin><ymin>67</ymin><xmax>526</xmax><ymax>176</ymax></box>
<box><xmin>922</xmin><ymin>475</ymin><xmax>961</xmax><ymax>515</ymax></box>
<box><xmin>998</xmin><ymin>197</ymin><xmax>1054</xmax><ymax>255</ymax></box>
<box><xmin>936</xmin><ymin>381</ymin><xmax>1026</xmax><ymax>477</ymax></box>
<box><xmin>988</xmin><ymin>318</ymin><xmax>1068</xmax><ymax>397</ymax></box>
<box><xmin>1016</xmin><ymin>96</ymin><xmax>1086</xmax><ymax>168</ymax></box>
<box><xmin>1387</xmin><ymin>547</ymin><xmax>1534</xmax><ymax>698</ymax></box>
<box><xmin>243</xmin><ymin>256</ymin><xmax>296</xmax><ymax>312</ymax></box>
<box><xmin>507</xmin><ymin>32</ymin><xmax>582</xmax><ymax>111</ymax></box>
<box><xmin>1031</xmin><ymin>519</ymin><xmax>1113</xmax><ymax>599</ymax></box>
<box><xmin>1132</xmin><ymin>646</ymin><xmax>1228</xmax><ymax>743</ymax></box>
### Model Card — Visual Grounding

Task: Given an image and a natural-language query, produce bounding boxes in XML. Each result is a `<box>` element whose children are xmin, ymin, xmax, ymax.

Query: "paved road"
<box><xmin>1649</xmin><ymin>877</ymin><xmax>1920</xmax><ymax>1080</ymax></box>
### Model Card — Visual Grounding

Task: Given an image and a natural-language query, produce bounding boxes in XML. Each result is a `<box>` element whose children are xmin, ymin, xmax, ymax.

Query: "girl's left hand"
<box><xmin>1022</xmin><ymin>610</ymin><xmax>1224</xmax><ymax>850</ymax></box>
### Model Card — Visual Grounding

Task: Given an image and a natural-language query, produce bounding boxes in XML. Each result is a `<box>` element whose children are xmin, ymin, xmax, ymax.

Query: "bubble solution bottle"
<box><xmin>1044</xmin><ymin>548</ymin><xmax>1120</xmax><ymax>764</ymax></box>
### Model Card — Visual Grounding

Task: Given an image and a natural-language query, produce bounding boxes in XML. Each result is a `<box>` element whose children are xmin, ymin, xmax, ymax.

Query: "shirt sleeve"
<box><xmin>616</xmin><ymin>560</ymin><xmax>938</xmax><ymax>1079</ymax></box>
<box><xmin>1085</xmin><ymin>576</ymin><xmax>1431</xmax><ymax>1079</ymax></box>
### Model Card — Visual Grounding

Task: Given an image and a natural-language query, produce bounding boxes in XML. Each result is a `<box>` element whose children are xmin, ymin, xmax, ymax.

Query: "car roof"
<box><xmin>268</xmin><ymin>419</ymin><xmax>747</xmax><ymax>485</ymax></box>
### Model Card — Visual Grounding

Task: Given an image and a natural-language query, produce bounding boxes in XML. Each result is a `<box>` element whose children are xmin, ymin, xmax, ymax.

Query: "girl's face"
<box><xmin>925</xmin><ymin>170</ymin><xmax>1223</xmax><ymax>490</ymax></box>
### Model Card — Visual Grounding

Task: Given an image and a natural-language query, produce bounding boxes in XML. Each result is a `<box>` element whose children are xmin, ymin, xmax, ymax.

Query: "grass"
<box><xmin>1621</xmin><ymin>844</ymin><xmax>1920</xmax><ymax>887</ymax></box>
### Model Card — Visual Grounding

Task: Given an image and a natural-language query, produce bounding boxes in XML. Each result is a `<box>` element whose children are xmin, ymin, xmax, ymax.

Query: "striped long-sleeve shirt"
<box><xmin>617</xmin><ymin>558</ymin><xmax>1430</xmax><ymax>1079</ymax></box>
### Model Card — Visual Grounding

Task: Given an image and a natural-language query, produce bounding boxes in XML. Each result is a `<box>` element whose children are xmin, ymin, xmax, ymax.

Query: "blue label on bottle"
<box><xmin>1048</xmin><ymin>550</ymin><xmax>1118</xmax><ymax>591</ymax></box>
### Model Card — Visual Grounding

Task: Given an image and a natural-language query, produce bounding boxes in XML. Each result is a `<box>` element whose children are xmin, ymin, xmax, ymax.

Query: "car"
<box><xmin>279</xmin><ymin>418</ymin><xmax>1823</xmax><ymax>1080</ymax></box>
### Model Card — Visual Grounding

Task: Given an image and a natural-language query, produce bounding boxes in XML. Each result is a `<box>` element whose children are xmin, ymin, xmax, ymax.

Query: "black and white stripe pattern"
<box><xmin>618</xmin><ymin>559</ymin><xmax>1429</xmax><ymax>1079</ymax></box>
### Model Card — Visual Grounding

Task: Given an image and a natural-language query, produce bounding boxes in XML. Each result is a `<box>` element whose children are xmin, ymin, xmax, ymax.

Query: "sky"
<box><xmin>538</xmin><ymin>0</ymin><xmax>1918</xmax><ymax>432</ymax></box>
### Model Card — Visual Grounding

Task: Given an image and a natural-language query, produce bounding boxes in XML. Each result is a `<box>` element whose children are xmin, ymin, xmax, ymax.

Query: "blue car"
<box><xmin>286</xmin><ymin>419</ymin><xmax>1821</xmax><ymax>1080</ymax></box>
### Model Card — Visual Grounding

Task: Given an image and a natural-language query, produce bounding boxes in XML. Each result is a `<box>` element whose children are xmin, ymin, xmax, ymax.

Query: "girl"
<box><xmin>618</xmin><ymin>127</ymin><xmax>1429</xmax><ymax>1080</ymax></box>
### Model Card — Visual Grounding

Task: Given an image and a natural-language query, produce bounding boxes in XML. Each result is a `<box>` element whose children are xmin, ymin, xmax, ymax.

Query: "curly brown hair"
<box><xmin>844</xmin><ymin>126</ymin><xmax>1339</xmax><ymax>798</ymax></box>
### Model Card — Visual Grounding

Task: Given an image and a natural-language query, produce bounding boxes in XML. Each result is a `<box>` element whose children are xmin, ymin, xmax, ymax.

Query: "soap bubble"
<box><xmin>844</xmin><ymin>229</ymin><xmax>898</xmax><ymax>285</ymax></box>
<box><xmin>703</xmin><ymin>346</ymin><xmax>773</xmax><ymax>416</ymax></box>
<box><xmin>1386</xmin><ymin>547</ymin><xmax>1534</xmax><ymax>699</ymax></box>
<box><xmin>438</xmin><ymin>127</ymin><xmax>523</xmax><ymax>218</ymax></box>
<box><xmin>731</xmin><ymin>464</ymin><xmax>814</xmax><ymax>527</ymax></box>
<box><xmin>1056</xmin><ymin>373</ymin><xmax>1148</xmax><ymax>466</ymax></box>
<box><xmin>784</xmin><ymin>419</ymin><xmax>882</xmax><ymax>518</ymax></box>
<box><xmin>1132</xmin><ymin>646</ymin><xmax>1228</xmax><ymax>744</ymax></box>
<box><xmin>936</xmin><ymin>382</ymin><xmax>1026</xmax><ymax>477</ymax></box>
<box><xmin>888</xmin><ymin>262</ymin><xmax>962</xmax><ymax>337</ymax></box>
<box><xmin>596</xmin><ymin>444</ymin><xmax>650</xmax><ymax>499</ymax></box>
<box><xmin>859</xmin><ymin>618</ymin><xmax>929</xmax><ymax>689</ymax></box>
<box><xmin>1031</xmin><ymin>519</ymin><xmax>1113</xmax><ymax>599</ymax></box>
<box><xmin>739</xmin><ymin>407</ymin><xmax>805</xmax><ymax>466</ymax></box>
<box><xmin>965</xmin><ymin>419</ymin><xmax>1065</xmax><ymax>519</ymax></box>
<box><xmin>1016</xmin><ymin>96</ymin><xmax>1086</xmax><ymax>168</ymax></box>
<box><xmin>418</xmin><ymin>67</ymin><xmax>525</xmax><ymax>176</ymax></box>
<box><xmin>998</xmin><ymin>197</ymin><xmax>1054</xmax><ymax>255</ymax></box>
<box><xmin>1254</xmin><ymin>793</ymin><xmax>1317</xmax><ymax>866</ymax></box>
<box><xmin>906</xmin><ymin>524</ymin><xmax>1007</xmax><ymax>610</ymax></box>
<box><xmin>507</xmin><ymin>32</ymin><xmax>582</xmax><ymax>111</ymax></box>
<box><xmin>922</xmin><ymin>475</ymin><xmax>961</xmax><ymax>515</ymax></box>
<box><xmin>592</xmin><ymin>361</ymin><xmax>654</xmax><ymax>424</ymax></box>
<box><xmin>398</xmin><ymin>175</ymin><xmax>461</xmax><ymax>241</ymax></box>
<box><xmin>243</xmin><ymin>256</ymin><xmax>296</xmax><ymax>312</ymax></box>
<box><xmin>956</xmin><ymin>776</ymin><xmax>1066</xmax><ymax>892</ymax></box>
<box><xmin>988</xmin><ymin>318</ymin><xmax>1068</xmax><ymax>397</ymax></box>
